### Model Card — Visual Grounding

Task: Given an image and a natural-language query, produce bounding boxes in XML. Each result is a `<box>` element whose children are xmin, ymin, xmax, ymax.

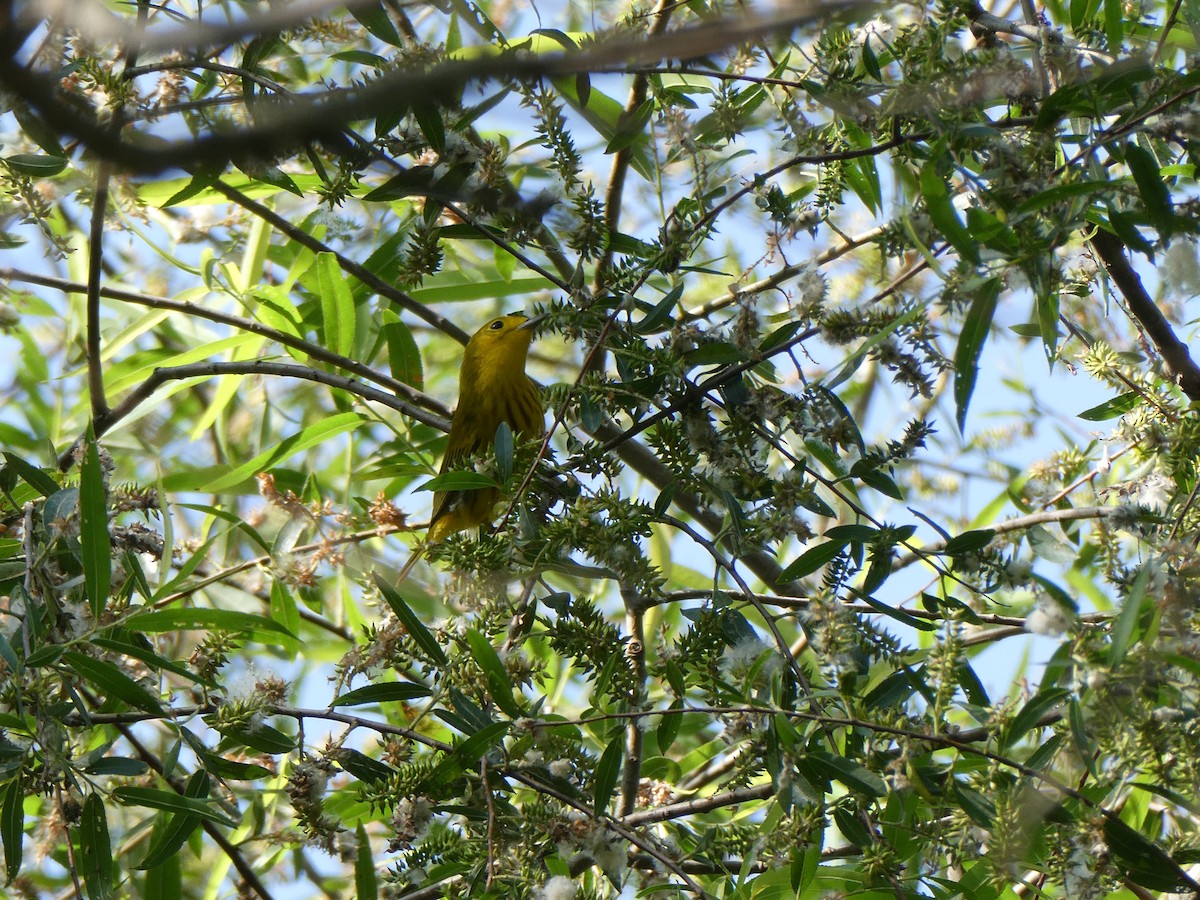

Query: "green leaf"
<box><xmin>807</xmin><ymin>753</ymin><xmax>887</xmax><ymax>796</ymax></box>
<box><xmin>78</xmin><ymin>793</ymin><xmax>113</xmax><ymax>900</ymax></box>
<box><xmin>316</xmin><ymin>251</ymin><xmax>357</xmax><ymax>358</ymax></box>
<box><xmin>1125</xmin><ymin>144</ymin><xmax>1173</xmax><ymax>232</ymax></box>
<box><xmin>953</xmin><ymin>782</ymin><xmax>996</xmax><ymax>827</ymax></box>
<box><xmin>215</xmin><ymin>722</ymin><xmax>296</xmax><ymax>754</ymax></box>
<box><xmin>593</xmin><ymin>733</ymin><xmax>624</xmax><ymax>814</ymax></box>
<box><xmin>64</xmin><ymin>652</ymin><xmax>164</xmax><ymax>715</ymax></box>
<box><xmin>831</xmin><ymin>806</ymin><xmax>873</xmax><ymax>847</ymax></box>
<box><xmin>778</xmin><ymin>540</ymin><xmax>848</xmax><ymax>582</ymax></box>
<box><xmin>605</xmin><ymin>99</ymin><xmax>654</xmax><ymax>155</ymax></box>
<box><xmin>1068</xmin><ymin>698</ymin><xmax>1096</xmax><ymax>777</ymax></box>
<box><xmin>634</xmin><ymin>283</ymin><xmax>684</xmax><ymax>334</ymax></box>
<box><xmin>1104</xmin><ymin>815</ymin><xmax>1191</xmax><ymax>891</ymax></box>
<box><xmin>2</xmin><ymin>452</ymin><xmax>59</xmax><ymax>496</ymax></box>
<box><xmin>3</xmin><ymin>154</ymin><xmax>67</xmax><ymax>176</ymax></box>
<box><xmin>412</xmin><ymin>101</ymin><xmax>446</xmax><ymax>154</ymax></box>
<box><xmin>91</xmin><ymin>636</ymin><xmax>215</xmax><ymax>688</ymax></box>
<box><xmin>494</xmin><ymin>422</ymin><xmax>514</xmax><ymax>482</ymax></box>
<box><xmin>112</xmin><ymin>786</ymin><xmax>238</xmax><ymax>826</ymax></box>
<box><xmin>919</xmin><ymin>149</ymin><xmax>979</xmax><ymax>264</ymax></box>
<box><xmin>856</xmin><ymin>466</ymin><xmax>904</xmax><ymax>500</ymax></box>
<box><xmin>333</xmin><ymin>682</ymin><xmax>433</xmax><ymax>707</ymax></box>
<box><xmin>351</xmin><ymin>0</ymin><xmax>403</xmax><ymax>46</ymax></box>
<box><xmin>1036</xmin><ymin>285</ymin><xmax>1061</xmax><ymax>359</ymax></box>
<box><xmin>1104</xmin><ymin>0</ymin><xmax>1124</xmax><ymax>50</ymax></box>
<box><xmin>374</xmin><ymin>574</ymin><xmax>447</xmax><ymax>665</ymax></box>
<box><xmin>466</xmin><ymin>629</ymin><xmax>521</xmax><ymax>717</ymax></box>
<box><xmin>1078</xmin><ymin>390</ymin><xmax>1141</xmax><ymax>421</ymax></box>
<box><xmin>83</xmin><ymin>757</ymin><xmax>150</xmax><ymax>777</ymax></box>
<box><xmin>0</xmin><ymin>632</ymin><xmax>22</xmax><ymax>676</ymax></box>
<box><xmin>140</xmin><ymin>852</ymin><xmax>181</xmax><ymax>897</ymax></box>
<box><xmin>168</xmin><ymin>412</ymin><xmax>364</xmax><ymax>493</ymax></box>
<box><xmin>951</xmin><ymin>660</ymin><xmax>988</xmax><ymax>707</ymax></box>
<box><xmin>410</xmin><ymin>275</ymin><xmax>555</xmax><ymax>304</ymax></box>
<box><xmin>334</xmin><ymin>748</ymin><xmax>395</xmax><ymax>784</ymax></box>
<box><xmin>2</xmin><ymin>777</ymin><xmax>23</xmax><ymax>882</ymax></box>
<box><xmin>657</xmin><ymin>700</ymin><xmax>683</xmax><ymax>754</ymax></box>
<box><xmin>1111</xmin><ymin>563</ymin><xmax>1151</xmax><ymax>666</ymax></box>
<box><xmin>126</xmin><ymin>608</ymin><xmax>294</xmax><ymax>638</ymax></box>
<box><xmin>355</xmin><ymin>823</ymin><xmax>379</xmax><ymax>900</ymax></box>
<box><xmin>944</xmin><ymin>528</ymin><xmax>996</xmax><ymax>555</ymax></box>
<box><xmin>954</xmin><ymin>278</ymin><xmax>1001</xmax><ymax>431</ymax></box>
<box><xmin>80</xmin><ymin>430</ymin><xmax>111</xmax><ymax>620</ymax></box>
<box><xmin>1001</xmin><ymin>687</ymin><xmax>1069</xmax><ymax>751</ymax></box>
<box><xmin>138</xmin><ymin>771</ymin><xmax>208</xmax><ymax>871</ymax></box>
<box><xmin>854</xmin><ymin>591</ymin><xmax>937</xmax><ymax>631</ymax></box>
<box><xmin>1013</xmin><ymin>179</ymin><xmax>1116</xmax><ymax>216</ymax></box>
<box><xmin>382</xmin><ymin>316</ymin><xmax>424</xmax><ymax>389</ymax></box>
<box><xmin>440</xmin><ymin>722</ymin><xmax>509</xmax><ymax>773</ymax></box>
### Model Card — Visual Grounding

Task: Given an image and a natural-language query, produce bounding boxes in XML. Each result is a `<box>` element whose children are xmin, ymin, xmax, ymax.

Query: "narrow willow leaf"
<box><xmin>412</xmin><ymin>102</ymin><xmax>446</xmax><ymax>154</ymax></box>
<box><xmin>127</xmin><ymin>608</ymin><xmax>293</xmax><ymax>638</ymax></box>
<box><xmin>1078</xmin><ymin>390</ymin><xmax>1141</xmax><ymax>421</ymax></box>
<box><xmin>382</xmin><ymin>315</ymin><xmax>424</xmax><ymax>389</ymax></box>
<box><xmin>1001</xmin><ymin>687</ymin><xmax>1069</xmax><ymax>751</ymax></box>
<box><xmin>657</xmin><ymin>700</ymin><xmax>683</xmax><ymax>754</ymax></box>
<box><xmin>316</xmin><ymin>251</ymin><xmax>357</xmax><ymax>357</ymax></box>
<box><xmin>374</xmin><ymin>574</ymin><xmax>447</xmax><ymax>665</ymax></box>
<box><xmin>919</xmin><ymin>150</ymin><xmax>979</xmax><ymax>264</ymax></box>
<box><xmin>78</xmin><ymin>793</ymin><xmax>113</xmax><ymax>900</ymax></box>
<box><xmin>112</xmin><ymin>786</ymin><xmax>237</xmax><ymax>826</ymax></box>
<box><xmin>215</xmin><ymin>722</ymin><xmax>295</xmax><ymax>754</ymax></box>
<box><xmin>1104</xmin><ymin>815</ymin><xmax>1191</xmax><ymax>891</ymax></box>
<box><xmin>944</xmin><ymin>528</ymin><xmax>996</xmax><ymax>555</ymax></box>
<box><xmin>415</xmin><ymin>471</ymin><xmax>498</xmax><ymax>493</ymax></box>
<box><xmin>807</xmin><ymin>752</ymin><xmax>886</xmax><ymax>796</ymax></box>
<box><xmin>634</xmin><ymin>283</ymin><xmax>684</xmax><ymax>334</ymax></box>
<box><xmin>954</xmin><ymin>278</ymin><xmax>1001</xmax><ymax>432</ymax></box>
<box><xmin>138</xmin><ymin>771</ymin><xmax>208</xmax><ymax>871</ymax></box>
<box><xmin>1125</xmin><ymin>144</ymin><xmax>1173</xmax><ymax>232</ymax></box>
<box><xmin>80</xmin><ymin>430</ymin><xmax>111</xmax><ymax>619</ymax></box>
<box><xmin>465</xmin><ymin>630</ymin><xmax>521</xmax><ymax>718</ymax></box>
<box><xmin>2</xmin><ymin>778</ymin><xmax>23</xmax><ymax>882</ymax></box>
<box><xmin>2</xmin><ymin>451</ymin><xmax>58</xmax><ymax>497</ymax></box>
<box><xmin>64</xmin><ymin>652</ymin><xmax>163</xmax><ymax>715</ymax></box>
<box><xmin>333</xmin><ymin>682</ymin><xmax>433</xmax><ymax>707</ymax></box>
<box><xmin>184</xmin><ymin>411</ymin><xmax>363</xmax><ymax>493</ymax></box>
<box><xmin>593</xmin><ymin>734</ymin><xmax>624</xmax><ymax>814</ymax></box>
<box><xmin>778</xmin><ymin>540</ymin><xmax>848</xmax><ymax>582</ymax></box>
<box><xmin>355</xmin><ymin>823</ymin><xmax>379</xmax><ymax>900</ymax></box>
<box><xmin>494</xmin><ymin>422</ymin><xmax>514</xmax><ymax>482</ymax></box>
<box><xmin>1111</xmin><ymin>563</ymin><xmax>1151</xmax><ymax>666</ymax></box>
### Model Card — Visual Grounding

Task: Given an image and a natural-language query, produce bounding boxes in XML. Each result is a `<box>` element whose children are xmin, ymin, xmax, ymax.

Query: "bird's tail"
<box><xmin>396</xmin><ymin>542</ymin><xmax>427</xmax><ymax>584</ymax></box>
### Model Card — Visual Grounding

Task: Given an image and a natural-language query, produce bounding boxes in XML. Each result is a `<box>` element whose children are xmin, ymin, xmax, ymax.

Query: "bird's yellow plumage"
<box><xmin>399</xmin><ymin>312</ymin><xmax>544</xmax><ymax>581</ymax></box>
<box><xmin>428</xmin><ymin>312</ymin><xmax>545</xmax><ymax>542</ymax></box>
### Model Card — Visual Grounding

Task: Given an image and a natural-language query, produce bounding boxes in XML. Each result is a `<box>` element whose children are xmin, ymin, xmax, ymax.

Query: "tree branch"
<box><xmin>1089</xmin><ymin>228</ymin><xmax>1200</xmax><ymax>400</ymax></box>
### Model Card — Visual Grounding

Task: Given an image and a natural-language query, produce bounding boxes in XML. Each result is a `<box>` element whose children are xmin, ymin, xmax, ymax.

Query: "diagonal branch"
<box><xmin>1089</xmin><ymin>228</ymin><xmax>1200</xmax><ymax>400</ymax></box>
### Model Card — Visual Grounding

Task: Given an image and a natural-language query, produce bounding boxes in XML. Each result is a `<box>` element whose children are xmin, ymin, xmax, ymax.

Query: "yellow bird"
<box><xmin>399</xmin><ymin>312</ymin><xmax>545</xmax><ymax>580</ymax></box>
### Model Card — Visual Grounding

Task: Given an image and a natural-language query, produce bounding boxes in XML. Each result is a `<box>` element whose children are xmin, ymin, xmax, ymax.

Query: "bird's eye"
<box><xmin>489</xmin><ymin>320</ymin><xmax>505</xmax><ymax>330</ymax></box>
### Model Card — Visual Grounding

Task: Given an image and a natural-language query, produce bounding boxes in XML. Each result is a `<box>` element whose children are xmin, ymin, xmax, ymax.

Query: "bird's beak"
<box><xmin>518</xmin><ymin>312</ymin><xmax>548</xmax><ymax>331</ymax></box>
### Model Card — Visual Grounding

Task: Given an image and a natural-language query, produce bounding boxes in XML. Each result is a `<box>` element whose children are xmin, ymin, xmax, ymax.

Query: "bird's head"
<box><xmin>460</xmin><ymin>312</ymin><xmax>546</xmax><ymax>390</ymax></box>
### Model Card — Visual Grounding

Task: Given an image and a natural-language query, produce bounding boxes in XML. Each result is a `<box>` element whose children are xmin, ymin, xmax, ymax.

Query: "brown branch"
<box><xmin>1088</xmin><ymin>228</ymin><xmax>1200</xmax><ymax>400</ymax></box>
<box><xmin>87</xmin><ymin>358</ymin><xmax>445</xmax><ymax>443</ymax></box>
<box><xmin>0</xmin><ymin>2</ymin><xmax>866</xmax><ymax>177</ymax></box>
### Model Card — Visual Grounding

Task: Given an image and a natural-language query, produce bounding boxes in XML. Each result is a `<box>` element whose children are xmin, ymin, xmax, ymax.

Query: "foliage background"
<box><xmin>3</xmin><ymin>0</ymin><xmax>1200</xmax><ymax>897</ymax></box>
